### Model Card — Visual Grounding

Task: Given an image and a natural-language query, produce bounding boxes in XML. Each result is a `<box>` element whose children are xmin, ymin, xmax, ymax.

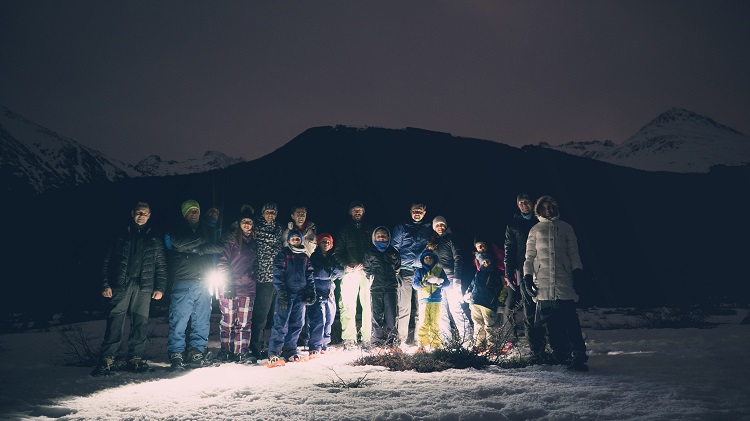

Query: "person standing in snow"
<box><xmin>363</xmin><ymin>226</ymin><xmax>401</xmax><ymax>351</ymax></box>
<box><xmin>464</xmin><ymin>252</ymin><xmax>504</xmax><ymax>354</ymax></box>
<box><xmin>281</xmin><ymin>205</ymin><xmax>317</xmax><ymax>347</ymax></box>
<box><xmin>522</xmin><ymin>195</ymin><xmax>589</xmax><ymax>371</ymax></box>
<box><xmin>215</xmin><ymin>207</ymin><xmax>258</xmax><ymax>363</ymax></box>
<box><xmin>248</xmin><ymin>202</ymin><xmax>284</xmax><ymax>359</ymax></box>
<box><xmin>307</xmin><ymin>233</ymin><xmax>344</xmax><ymax>354</ymax></box>
<box><xmin>391</xmin><ymin>202</ymin><xmax>432</xmax><ymax>346</ymax></box>
<box><xmin>91</xmin><ymin>202</ymin><xmax>167</xmax><ymax>376</ymax></box>
<box><xmin>334</xmin><ymin>200</ymin><xmax>374</xmax><ymax>349</ymax></box>
<box><xmin>268</xmin><ymin>231</ymin><xmax>315</xmax><ymax>364</ymax></box>
<box><xmin>412</xmin><ymin>250</ymin><xmax>449</xmax><ymax>350</ymax></box>
<box><xmin>165</xmin><ymin>199</ymin><xmax>224</xmax><ymax>370</ymax></box>
<box><xmin>426</xmin><ymin>216</ymin><xmax>473</xmax><ymax>345</ymax></box>
<box><xmin>504</xmin><ymin>193</ymin><xmax>547</xmax><ymax>361</ymax></box>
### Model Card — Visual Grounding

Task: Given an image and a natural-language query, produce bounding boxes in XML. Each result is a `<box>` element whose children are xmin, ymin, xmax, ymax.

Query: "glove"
<box><xmin>304</xmin><ymin>286</ymin><xmax>316</xmax><ymax>306</ymax></box>
<box><xmin>276</xmin><ymin>289</ymin><xmax>289</xmax><ymax>313</ymax></box>
<box><xmin>505</xmin><ymin>271</ymin><xmax>518</xmax><ymax>291</ymax></box>
<box><xmin>521</xmin><ymin>275</ymin><xmax>537</xmax><ymax>298</ymax></box>
<box><xmin>223</xmin><ymin>282</ymin><xmax>236</xmax><ymax>300</ymax></box>
<box><xmin>572</xmin><ymin>268</ymin><xmax>585</xmax><ymax>295</ymax></box>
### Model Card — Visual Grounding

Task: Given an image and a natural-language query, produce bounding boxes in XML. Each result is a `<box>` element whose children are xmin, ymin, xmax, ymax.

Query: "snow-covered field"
<box><xmin>1</xmin><ymin>307</ymin><xmax>749</xmax><ymax>421</ymax></box>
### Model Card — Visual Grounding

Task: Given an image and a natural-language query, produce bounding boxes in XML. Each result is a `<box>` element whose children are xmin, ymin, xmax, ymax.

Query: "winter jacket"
<box><xmin>272</xmin><ymin>247</ymin><xmax>314</xmax><ymax>294</ymax></box>
<box><xmin>282</xmin><ymin>220</ymin><xmax>317</xmax><ymax>257</ymax></box>
<box><xmin>524</xmin><ymin>215</ymin><xmax>583</xmax><ymax>302</ymax></box>
<box><xmin>504</xmin><ymin>211</ymin><xmax>538</xmax><ymax>276</ymax></box>
<box><xmin>427</xmin><ymin>232</ymin><xmax>463</xmax><ymax>282</ymax></box>
<box><xmin>334</xmin><ymin>219</ymin><xmax>373</xmax><ymax>268</ymax></box>
<box><xmin>217</xmin><ymin>232</ymin><xmax>258</xmax><ymax>298</ymax></box>
<box><xmin>254</xmin><ymin>218</ymin><xmax>284</xmax><ymax>283</ymax></box>
<box><xmin>413</xmin><ymin>250</ymin><xmax>449</xmax><ymax>303</ymax></box>
<box><xmin>391</xmin><ymin>219</ymin><xmax>432</xmax><ymax>269</ymax></box>
<box><xmin>310</xmin><ymin>248</ymin><xmax>345</xmax><ymax>292</ymax></box>
<box><xmin>102</xmin><ymin>223</ymin><xmax>167</xmax><ymax>293</ymax></box>
<box><xmin>363</xmin><ymin>226</ymin><xmax>401</xmax><ymax>292</ymax></box>
<box><xmin>166</xmin><ymin>221</ymin><xmax>223</xmax><ymax>282</ymax></box>
<box><xmin>465</xmin><ymin>265</ymin><xmax>504</xmax><ymax>311</ymax></box>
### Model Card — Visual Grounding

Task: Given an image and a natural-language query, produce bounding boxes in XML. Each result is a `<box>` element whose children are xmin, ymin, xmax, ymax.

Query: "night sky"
<box><xmin>1</xmin><ymin>1</ymin><xmax>748</xmax><ymax>164</ymax></box>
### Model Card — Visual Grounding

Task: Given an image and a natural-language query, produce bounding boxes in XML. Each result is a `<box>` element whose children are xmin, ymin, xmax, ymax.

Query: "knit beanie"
<box><xmin>238</xmin><ymin>207</ymin><xmax>255</xmax><ymax>224</ymax></box>
<box><xmin>432</xmin><ymin>216</ymin><xmax>448</xmax><ymax>230</ymax></box>
<box><xmin>348</xmin><ymin>200</ymin><xmax>365</xmax><ymax>212</ymax></box>
<box><xmin>517</xmin><ymin>193</ymin><xmax>531</xmax><ymax>203</ymax></box>
<box><xmin>316</xmin><ymin>233</ymin><xmax>333</xmax><ymax>248</ymax></box>
<box><xmin>476</xmin><ymin>252</ymin><xmax>491</xmax><ymax>266</ymax></box>
<box><xmin>181</xmin><ymin>200</ymin><xmax>200</xmax><ymax>217</ymax></box>
<box><xmin>261</xmin><ymin>202</ymin><xmax>278</xmax><ymax>214</ymax></box>
<box><xmin>287</xmin><ymin>230</ymin><xmax>303</xmax><ymax>242</ymax></box>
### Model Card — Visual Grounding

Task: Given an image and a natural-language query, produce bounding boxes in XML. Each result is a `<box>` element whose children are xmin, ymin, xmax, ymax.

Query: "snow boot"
<box><xmin>264</xmin><ymin>355</ymin><xmax>286</xmax><ymax>368</ymax></box>
<box><xmin>234</xmin><ymin>351</ymin><xmax>257</xmax><ymax>364</ymax></box>
<box><xmin>216</xmin><ymin>348</ymin><xmax>234</xmax><ymax>362</ymax></box>
<box><xmin>186</xmin><ymin>349</ymin><xmax>212</xmax><ymax>368</ymax></box>
<box><xmin>169</xmin><ymin>352</ymin><xmax>186</xmax><ymax>371</ymax></box>
<box><xmin>125</xmin><ymin>356</ymin><xmax>150</xmax><ymax>373</ymax></box>
<box><xmin>90</xmin><ymin>355</ymin><xmax>115</xmax><ymax>377</ymax></box>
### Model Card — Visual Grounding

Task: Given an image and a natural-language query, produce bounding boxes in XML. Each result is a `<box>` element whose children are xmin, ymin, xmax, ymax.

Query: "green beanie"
<box><xmin>181</xmin><ymin>200</ymin><xmax>200</xmax><ymax>217</ymax></box>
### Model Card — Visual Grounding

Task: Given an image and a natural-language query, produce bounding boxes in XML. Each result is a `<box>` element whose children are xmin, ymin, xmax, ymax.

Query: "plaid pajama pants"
<box><xmin>219</xmin><ymin>296</ymin><xmax>254</xmax><ymax>355</ymax></box>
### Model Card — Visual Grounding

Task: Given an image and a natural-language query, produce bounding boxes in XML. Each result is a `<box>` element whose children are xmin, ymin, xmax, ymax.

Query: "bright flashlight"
<box><xmin>206</xmin><ymin>270</ymin><xmax>226</xmax><ymax>299</ymax></box>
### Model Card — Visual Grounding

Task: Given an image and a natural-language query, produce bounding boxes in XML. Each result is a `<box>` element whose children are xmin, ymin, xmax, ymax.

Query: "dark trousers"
<box><xmin>371</xmin><ymin>289</ymin><xmax>398</xmax><ymax>347</ymax></box>
<box><xmin>536</xmin><ymin>299</ymin><xmax>587</xmax><ymax>364</ymax></box>
<box><xmin>510</xmin><ymin>270</ymin><xmax>547</xmax><ymax>355</ymax></box>
<box><xmin>249</xmin><ymin>282</ymin><xmax>275</xmax><ymax>356</ymax></box>
<box><xmin>100</xmin><ymin>283</ymin><xmax>152</xmax><ymax>358</ymax></box>
<box><xmin>268</xmin><ymin>292</ymin><xmax>306</xmax><ymax>357</ymax></box>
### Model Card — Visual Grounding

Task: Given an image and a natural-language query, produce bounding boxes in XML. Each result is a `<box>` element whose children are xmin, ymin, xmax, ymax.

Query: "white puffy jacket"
<box><xmin>523</xmin><ymin>215</ymin><xmax>583</xmax><ymax>302</ymax></box>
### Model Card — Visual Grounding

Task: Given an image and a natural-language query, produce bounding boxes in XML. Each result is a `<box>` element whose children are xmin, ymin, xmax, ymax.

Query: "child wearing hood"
<box><xmin>412</xmin><ymin>250</ymin><xmax>449</xmax><ymax>350</ymax></box>
<box><xmin>268</xmin><ymin>230</ymin><xmax>315</xmax><ymax>364</ymax></box>
<box><xmin>363</xmin><ymin>226</ymin><xmax>401</xmax><ymax>350</ymax></box>
<box><xmin>465</xmin><ymin>252</ymin><xmax>504</xmax><ymax>354</ymax></box>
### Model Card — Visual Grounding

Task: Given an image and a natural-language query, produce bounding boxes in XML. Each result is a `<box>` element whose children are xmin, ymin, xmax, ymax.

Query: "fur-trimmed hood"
<box><xmin>535</xmin><ymin>195</ymin><xmax>560</xmax><ymax>221</ymax></box>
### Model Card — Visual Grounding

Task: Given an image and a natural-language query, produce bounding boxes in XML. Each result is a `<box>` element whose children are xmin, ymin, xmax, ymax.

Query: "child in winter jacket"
<box><xmin>363</xmin><ymin>227</ymin><xmax>401</xmax><ymax>350</ymax></box>
<box><xmin>268</xmin><ymin>231</ymin><xmax>315</xmax><ymax>363</ymax></box>
<box><xmin>412</xmin><ymin>250</ymin><xmax>449</xmax><ymax>349</ymax></box>
<box><xmin>308</xmin><ymin>233</ymin><xmax>344</xmax><ymax>354</ymax></box>
<box><xmin>216</xmin><ymin>208</ymin><xmax>258</xmax><ymax>363</ymax></box>
<box><xmin>465</xmin><ymin>252</ymin><xmax>504</xmax><ymax>353</ymax></box>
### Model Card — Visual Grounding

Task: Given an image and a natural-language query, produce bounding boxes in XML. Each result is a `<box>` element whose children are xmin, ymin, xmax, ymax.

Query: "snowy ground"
<box><xmin>1</xmin><ymin>307</ymin><xmax>749</xmax><ymax>421</ymax></box>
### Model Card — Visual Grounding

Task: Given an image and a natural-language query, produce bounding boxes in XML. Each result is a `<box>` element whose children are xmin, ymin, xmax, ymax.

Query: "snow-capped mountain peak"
<box><xmin>537</xmin><ymin>108</ymin><xmax>750</xmax><ymax>173</ymax></box>
<box><xmin>0</xmin><ymin>105</ymin><xmax>244</xmax><ymax>194</ymax></box>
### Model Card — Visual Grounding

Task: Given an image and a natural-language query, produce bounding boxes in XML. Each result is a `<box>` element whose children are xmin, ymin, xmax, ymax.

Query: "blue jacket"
<box><xmin>465</xmin><ymin>265</ymin><xmax>504</xmax><ymax>311</ymax></box>
<box><xmin>412</xmin><ymin>250</ymin><xmax>449</xmax><ymax>303</ymax></box>
<box><xmin>310</xmin><ymin>248</ymin><xmax>344</xmax><ymax>291</ymax></box>
<box><xmin>272</xmin><ymin>247</ymin><xmax>314</xmax><ymax>294</ymax></box>
<box><xmin>392</xmin><ymin>219</ymin><xmax>432</xmax><ymax>269</ymax></box>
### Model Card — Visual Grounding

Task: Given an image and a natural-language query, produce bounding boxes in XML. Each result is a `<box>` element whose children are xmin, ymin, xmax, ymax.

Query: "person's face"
<box><xmin>319</xmin><ymin>238</ymin><xmax>332</xmax><ymax>252</ymax></box>
<box><xmin>410</xmin><ymin>206</ymin><xmax>426</xmax><ymax>222</ymax></box>
<box><xmin>291</xmin><ymin>208</ymin><xmax>307</xmax><ymax>227</ymax></box>
<box><xmin>434</xmin><ymin>223</ymin><xmax>447</xmax><ymax>236</ymax></box>
<box><xmin>288</xmin><ymin>235</ymin><xmax>302</xmax><ymax>246</ymax></box>
<box><xmin>132</xmin><ymin>207</ymin><xmax>151</xmax><ymax>226</ymax></box>
<box><xmin>474</xmin><ymin>242</ymin><xmax>487</xmax><ymax>252</ymax></box>
<box><xmin>540</xmin><ymin>202</ymin><xmax>557</xmax><ymax>218</ymax></box>
<box><xmin>240</xmin><ymin>218</ymin><xmax>253</xmax><ymax>236</ymax></box>
<box><xmin>350</xmin><ymin>207</ymin><xmax>364</xmax><ymax>222</ymax></box>
<box><xmin>205</xmin><ymin>208</ymin><xmax>220</xmax><ymax>223</ymax></box>
<box><xmin>374</xmin><ymin>230</ymin><xmax>389</xmax><ymax>243</ymax></box>
<box><xmin>481</xmin><ymin>259</ymin><xmax>491</xmax><ymax>268</ymax></box>
<box><xmin>185</xmin><ymin>208</ymin><xmax>200</xmax><ymax>225</ymax></box>
<box><xmin>263</xmin><ymin>209</ymin><xmax>277</xmax><ymax>223</ymax></box>
<box><xmin>423</xmin><ymin>255</ymin><xmax>434</xmax><ymax>265</ymax></box>
<box><xmin>518</xmin><ymin>198</ymin><xmax>533</xmax><ymax>214</ymax></box>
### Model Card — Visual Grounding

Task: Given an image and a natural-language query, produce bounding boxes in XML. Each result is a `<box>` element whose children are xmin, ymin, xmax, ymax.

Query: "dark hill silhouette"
<box><xmin>3</xmin><ymin>125</ymin><xmax>749</xmax><ymax>322</ymax></box>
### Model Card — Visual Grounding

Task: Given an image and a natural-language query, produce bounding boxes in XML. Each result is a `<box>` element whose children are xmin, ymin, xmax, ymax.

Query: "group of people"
<box><xmin>91</xmin><ymin>192</ymin><xmax>590</xmax><ymax>375</ymax></box>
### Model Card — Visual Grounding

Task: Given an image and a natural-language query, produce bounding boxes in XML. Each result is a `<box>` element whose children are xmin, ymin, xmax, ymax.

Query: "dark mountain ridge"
<box><xmin>4</xmin><ymin>125</ymin><xmax>749</xmax><ymax>320</ymax></box>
